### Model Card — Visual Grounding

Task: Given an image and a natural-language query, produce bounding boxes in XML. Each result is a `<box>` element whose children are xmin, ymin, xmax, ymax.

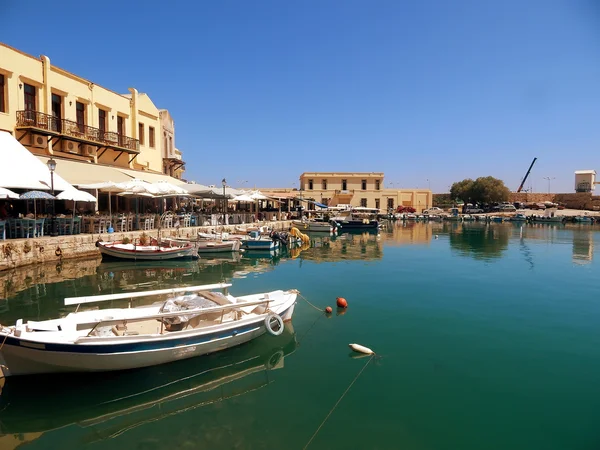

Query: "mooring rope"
<box><xmin>296</xmin><ymin>291</ymin><xmax>325</xmax><ymax>313</ymax></box>
<box><xmin>0</xmin><ymin>328</ymin><xmax>12</xmax><ymax>352</ymax></box>
<box><xmin>303</xmin><ymin>354</ymin><xmax>375</xmax><ymax>450</ymax></box>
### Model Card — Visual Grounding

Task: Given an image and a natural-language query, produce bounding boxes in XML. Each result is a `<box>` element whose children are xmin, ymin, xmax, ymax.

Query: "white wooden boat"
<box><xmin>0</xmin><ymin>283</ymin><xmax>297</xmax><ymax>377</ymax></box>
<box><xmin>291</xmin><ymin>219</ymin><xmax>333</xmax><ymax>232</ymax></box>
<box><xmin>196</xmin><ymin>240</ymin><xmax>241</xmax><ymax>253</ymax></box>
<box><xmin>164</xmin><ymin>237</ymin><xmax>241</xmax><ymax>254</ymax></box>
<box><xmin>97</xmin><ymin>241</ymin><xmax>197</xmax><ymax>261</ymax></box>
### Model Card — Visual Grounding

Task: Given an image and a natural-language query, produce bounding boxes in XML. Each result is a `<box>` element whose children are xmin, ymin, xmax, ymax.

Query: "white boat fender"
<box><xmin>349</xmin><ymin>343</ymin><xmax>375</xmax><ymax>355</ymax></box>
<box><xmin>265</xmin><ymin>313</ymin><xmax>284</xmax><ymax>336</ymax></box>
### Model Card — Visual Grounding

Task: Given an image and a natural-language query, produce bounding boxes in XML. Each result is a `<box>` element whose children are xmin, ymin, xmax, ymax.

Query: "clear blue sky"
<box><xmin>3</xmin><ymin>0</ymin><xmax>600</xmax><ymax>193</ymax></box>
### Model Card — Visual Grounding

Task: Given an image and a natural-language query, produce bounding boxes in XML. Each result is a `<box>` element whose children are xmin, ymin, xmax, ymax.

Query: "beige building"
<box><xmin>0</xmin><ymin>42</ymin><xmax>185</xmax><ymax>183</ymax></box>
<box><xmin>299</xmin><ymin>172</ymin><xmax>432</xmax><ymax>212</ymax></box>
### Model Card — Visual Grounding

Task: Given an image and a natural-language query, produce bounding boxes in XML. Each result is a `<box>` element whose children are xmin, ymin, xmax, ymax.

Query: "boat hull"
<box><xmin>335</xmin><ymin>220</ymin><xmax>379</xmax><ymax>229</ymax></box>
<box><xmin>291</xmin><ymin>220</ymin><xmax>333</xmax><ymax>232</ymax></box>
<box><xmin>197</xmin><ymin>240</ymin><xmax>241</xmax><ymax>253</ymax></box>
<box><xmin>98</xmin><ymin>242</ymin><xmax>196</xmax><ymax>261</ymax></box>
<box><xmin>243</xmin><ymin>239</ymin><xmax>279</xmax><ymax>251</ymax></box>
<box><xmin>0</xmin><ymin>296</ymin><xmax>296</xmax><ymax>377</ymax></box>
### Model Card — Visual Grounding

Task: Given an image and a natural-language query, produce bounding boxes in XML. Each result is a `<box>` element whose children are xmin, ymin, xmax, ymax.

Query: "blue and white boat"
<box><xmin>242</xmin><ymin>230</ymin><xmax>279</xmax><ymax>251</ymax></box>
<box><xmin>0</xmin><ymin>283</ymin><xmax>297</xmax><ymax>377</ymax></box>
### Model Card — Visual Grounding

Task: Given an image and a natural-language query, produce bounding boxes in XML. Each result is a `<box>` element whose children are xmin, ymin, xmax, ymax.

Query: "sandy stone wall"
<box><xmin>0</xmin><ymin>222</ymin><xmax>293</xmax><ymax>272</ymax></box>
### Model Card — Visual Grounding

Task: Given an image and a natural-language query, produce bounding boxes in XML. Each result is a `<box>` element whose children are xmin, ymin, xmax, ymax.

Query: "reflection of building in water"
<box><xmin>382</xmin><ymin>222</ymin><xmax>432</xmax><ymax>246</ymax></box>
<box><xmin>0</xmin><ymin>256</ymin><xmax>100</xmax><ymax>300</ymax></box>
<box><xmin>572</xmin><ymin>229</ymin><xmax>594</xmax><ymax>265</ymax></box>
<box><xmin>299</xmin><ymin>232</ymin><xmax>383</xmax><ymax>262</ymax></box>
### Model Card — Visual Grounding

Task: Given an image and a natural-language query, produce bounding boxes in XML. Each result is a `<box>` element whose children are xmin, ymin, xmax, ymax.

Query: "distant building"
<box><xmin>0</xmin><ymin>42</ymin><xmax>185</xmax><ymax>184</ymax></box>
<box><xmin>298</xmin><ymin>172</ymin><xmax>432</xmax><ymax>212</ymax></box>
<box><xmin>574</xmin><ymin>170</ymin><xmax>596</xmax><ymax>193</ymax></box>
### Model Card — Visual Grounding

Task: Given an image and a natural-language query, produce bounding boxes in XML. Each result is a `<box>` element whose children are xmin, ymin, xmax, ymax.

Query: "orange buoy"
<box><xmin>325</xmin><ymin>306</ymin><xmax>333</xmax><ymax>314</ymax></box>
<box><xmin>336</xmin><ymin>297</ymin><xmax>348</xmax><ymax>308</ymax></box>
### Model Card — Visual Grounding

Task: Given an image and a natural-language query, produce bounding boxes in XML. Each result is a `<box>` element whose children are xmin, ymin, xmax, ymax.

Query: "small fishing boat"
<box><xmin>0</xmin><ymin>283</ymin><xmax>298</xmax><ymax>376</ymax></box>
<box><xmin>508</xmin><ymin>213</ymin><xmax>527</xmax><ymax>222</ymax></box>
<box><xmin>196</xmin><ymin>239</ymin><xmax>241</xmax><ymax>253</ymax></box>
<box><xmin>242</xmin><ymin>230</ymin><xmax>279</xmax><ymax>251</ymax></box>
<box><xmin>573</xmin><ymin>215</ymin><xmax>594</xmax><ymax>223</ymax></box>
<box><xmin>97</xmin><ymin>240</ymin><xmax>197</xmax><ymax>261</ymax></box>
<box><xmin>329</xmin><ymin>208</ymin><xmax>379</xmax><ymax>229</ymax></box>
<box><xmin>291</xmin><ymin>219</ymin><xmax>333</xmax><ymax>232</ymax></box>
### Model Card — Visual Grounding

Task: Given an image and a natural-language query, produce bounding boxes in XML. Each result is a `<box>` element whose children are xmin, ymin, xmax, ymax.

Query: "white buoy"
<box><xmin>349</xmin><ymin>343</ymin><xmax>375</xmax><ymax>355</ymax></box>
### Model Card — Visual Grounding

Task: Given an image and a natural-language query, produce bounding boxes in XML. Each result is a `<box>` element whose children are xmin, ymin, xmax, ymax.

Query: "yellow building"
<box><xmin>299</xmin><ymin>172</ymin><xmax>432</xmax><ymax>212</ymax></box>
<box><xmin>0</xmin><ymin>42</ymin><xmax>185</xmax><ymax>183</ymax></box>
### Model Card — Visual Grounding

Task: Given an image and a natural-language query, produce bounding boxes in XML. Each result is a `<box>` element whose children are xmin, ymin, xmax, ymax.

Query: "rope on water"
<box><xmin>303</xmin><ymin>354</ymin><xmax>375</xmax><ymax>450</ymax></box>
<box><xmin>289</xmin><ymin>290</ymin><xmax>325</xmax><ymax>313</ymax></box>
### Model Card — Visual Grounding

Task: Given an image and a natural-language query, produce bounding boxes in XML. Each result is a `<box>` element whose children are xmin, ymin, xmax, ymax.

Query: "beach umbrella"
<box><xmin>19</xmin><ymin>190</ymin><xmax>55</xmax><ymax>219</ymax></box>
<box><xmin>78</xmin><ymin>181</ymin><xmax>127</xmax><ymax>219</ymax></box>
<box><xmin>152</xmin><ymin>181</ymin><xmax>188</xmax><ymax>196</ymax></box>
<box><xmin>0</xmin><ymin>187</ymin><xmax>19</xmax><ymax>199</ymax></box>
<box><xmin>56</xmin><ymin>188</ymin><xmax>97</xmax><ymax>228</ymax></box>
<box><xmin>115</xmin><ymin>180</ymin><xmax>160</xmax><ymax>229</ymax></box>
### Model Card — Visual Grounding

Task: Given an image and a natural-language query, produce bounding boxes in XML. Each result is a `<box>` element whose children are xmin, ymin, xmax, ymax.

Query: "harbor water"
<box><xmin>1</xmin><ymin>221</ymin><xmax>600</xmax><ymax>449</ymax></box>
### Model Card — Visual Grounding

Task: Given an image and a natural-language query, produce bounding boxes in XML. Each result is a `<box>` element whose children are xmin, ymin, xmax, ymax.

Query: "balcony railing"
<box><xmin>16</xmin><ymin>110</ymin><xmax>139</xmax><ymax>152</ymax></box>
<box><xmin>334</xmin><ymin>189</ymin><xmax>355</xmax><ymax>195</ymax></box>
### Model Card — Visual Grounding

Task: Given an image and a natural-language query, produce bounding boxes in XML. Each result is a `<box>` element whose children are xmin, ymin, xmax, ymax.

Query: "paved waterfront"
<box><xmin>1</xmin><ymin>222</ymin><xmax>600</xmax><ymax>449</ymax></box>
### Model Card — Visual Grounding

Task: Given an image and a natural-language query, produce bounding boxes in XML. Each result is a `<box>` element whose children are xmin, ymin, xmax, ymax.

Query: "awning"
<box><xmin>118</xmin><ymin>168</ymin><xmax>186</xmax><ymax>185</ymax></box>
<box><xmin>0</xmin><ymin>131</ymin><xmax>74</xmax><ymax>191</ymax></box>
<box><xmin>302</xmin><ymin>199</ymin><xmax>328</xmax><ymax>209</ymax></box>
<box><xmin>35</xmin><ymin>156</ymin><xmax>133</xmax><ymax>185</ymax></box>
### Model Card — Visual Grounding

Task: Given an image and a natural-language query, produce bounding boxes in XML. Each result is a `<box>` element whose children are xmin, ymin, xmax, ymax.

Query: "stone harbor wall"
<box><xmin>0</xmin><ymin>221</ymin><xmax>293</xmax><ymax>272</ymax></box>
<box><xmin>433</xmin><ymin>192</ymin><xmax>600</xmax><ymax>210</ymax></box>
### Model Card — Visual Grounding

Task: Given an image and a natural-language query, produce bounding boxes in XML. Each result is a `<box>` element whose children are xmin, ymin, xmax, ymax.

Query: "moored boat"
<box><xmin>291</xmin><ymin>219</ymin><xmax>333</xmax><ymax>232</ymax></box>
<box><xmin>97</xmin><ymin>240</ymin><xmax>197</xmax><ymax>261</ymax></box>
<box><xmin>0</xmin><ymin>283</ymin><xmax>298</xmax><ymax>377</ymax></box>
<box><xmin>242</xmin><ymin>230</ymin><xmax>279</xmax><ymax>251</ymax></box>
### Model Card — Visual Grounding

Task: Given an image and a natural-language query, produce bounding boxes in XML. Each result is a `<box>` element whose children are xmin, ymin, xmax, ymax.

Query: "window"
<box><xmin>360</xmin><ymin>198</ymin><xmax>367</xmax><ymax>207</ymax></box>
<box><xmin>98</xmin><ymin>109</ymin><xmax>107</xmax><ymax>134</ymax></box>
<box><xmin>76</xmin><ymin>101</ymin><xmax>85</xmax><ymax>132</ymax></box>
<box><xmin>361</xmin><ymin>179</ymin><xmax>367</xmax><ymax>190</ymax></box>
<box><xmin>375</xmin><ymin>199</ymin><xmax>380</xmax><ymax>209</ymax></box>
<box><xmin>169</xmin><ymin>136</ymin><xmax>173</xmax><ymax>154</ymax></box>
<box><xmin>375</xmin><ymin>180</ymin><xmax>380</xmax><ymax>191</ymax></box>
<box><xmin>164</xmin><ymin>132</ymin><xmax>168</xmax><ymax>155</ymax></box>
<box><xmin>0</xmin><ymin>74</ymin><xmax>5</xmax><ymax>113</ymax></box>
<box><xmin>149</xmin><ymin>126</ymin><xmax>155</xmax><ymax>148</ymax></box>
<box><xmin>138</xmin><ymin>123</ymin><xmax>145</xmax><ymax>145</ymax></box>
<box><xmin>51</xmin><ymin>94</ymin><xmax>62</xmax><ymax>132</ymax></box>
<box><xmin>321</xmin><ymin>179</ymin><xmax>327</xmax><ymax>190</ymax></box>
<box><xmin>308</xmin><ymin>179</ymin><xmax>313</xmax><ymax>190</ymax></box>
<box><xmin>387</xmin><ymin>198</ymin><xmax>394</xmax><ymax>209</ymax></box>
<box><xmin>24</xmin><ymin>83</ymin><xmax>36</xmax><ymax>111</ymax></box>
<box><xmin>342</xmin><ymin>179</ymin><xmax>347</xmax><ymax>190</ymax></box>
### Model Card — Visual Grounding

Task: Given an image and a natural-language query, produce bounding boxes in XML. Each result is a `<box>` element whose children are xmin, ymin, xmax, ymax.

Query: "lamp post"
<box><xmin>543</xmin><ymin>176</ymin><xmax>555</xmax><ymax>194</ymax></box>
<box><xmin>222</xmin><ymin>178</ymin><xmax>227</xmax><ymax>225</ymax></box>
<box><xmin>426</xmin><ymin>179</ymin><xmax>431</xmax><ymax>190</ymax></box>
<box><xmin>47</xmin><ymin>158</ymin><xmax>58</xmax><ymax>236</ymax></box>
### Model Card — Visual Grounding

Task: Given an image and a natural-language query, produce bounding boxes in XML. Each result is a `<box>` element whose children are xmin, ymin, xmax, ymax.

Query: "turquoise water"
<box><xmin>1</xmin><ymin>222</ymin><xmax>600</xmax><ymax>449</ymax></box>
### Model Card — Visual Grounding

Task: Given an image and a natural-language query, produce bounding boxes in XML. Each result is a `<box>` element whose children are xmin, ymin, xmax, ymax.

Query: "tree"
<box><xmin>450</xmin><ymin>179</ymin><xmax>474</xmax><ymax>203</ymax></box>
<box><xmin>450</xmin><ymin>176</ymin><xmax>510</xmax><ymax>205</ymax></box>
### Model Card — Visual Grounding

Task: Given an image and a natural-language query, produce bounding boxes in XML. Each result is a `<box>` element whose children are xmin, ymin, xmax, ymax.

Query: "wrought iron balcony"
<box><xmin>16</xmin><ymin>110</ymin><xmax>139</xmax><ymax>153</ymax></box>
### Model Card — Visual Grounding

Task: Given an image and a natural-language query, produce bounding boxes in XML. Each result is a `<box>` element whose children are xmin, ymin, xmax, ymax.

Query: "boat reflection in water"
<box><xmin>0</xmin><ymin>323</ymin><xmax>297</xmax><ymax>445</ymax></box>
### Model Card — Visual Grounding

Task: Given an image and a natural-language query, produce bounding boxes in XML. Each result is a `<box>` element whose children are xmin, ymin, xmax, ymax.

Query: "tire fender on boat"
<box><xmin>265</xmin><ymin>313</ymin><xmax>284</xmax><ymax>336</ymax></box>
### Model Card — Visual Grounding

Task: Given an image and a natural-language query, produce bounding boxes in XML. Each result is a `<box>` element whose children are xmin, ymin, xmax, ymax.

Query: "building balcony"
<box><xmin>334</xmin><ymin>189</ymin><xmax>355</xmax><ymax>195</ymax></box>
<box><xmin>16</xmin><ymin>110</ymin><xmax>139</xmax><ymax>153</ymax></box>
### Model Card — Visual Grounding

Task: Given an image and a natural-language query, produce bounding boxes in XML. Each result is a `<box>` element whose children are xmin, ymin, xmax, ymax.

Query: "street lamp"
<box><xmin>426</xmin><ymin>179</ymin><xmax>431</xmax><ymax>190</ymax></box>
<box><xmin>222</xmin><ymin>178</ymin><xmax>227</xmax><ymax>224</ymax></box>
<box><xmin>543</xmin><ymin>176</ymin><xmax>555</xmax><ymax>194</ymax></box>
<box><xmin>46</xmin><ymin>158</ymin><xmax>58</xmax><ymax>236</ymax></box>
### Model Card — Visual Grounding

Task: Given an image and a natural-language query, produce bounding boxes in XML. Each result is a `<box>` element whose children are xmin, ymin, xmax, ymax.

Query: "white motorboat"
<box><xmin>0</xmin><ymin>283</ymin><xmax>297</xmax><ymax>377</ymax></box>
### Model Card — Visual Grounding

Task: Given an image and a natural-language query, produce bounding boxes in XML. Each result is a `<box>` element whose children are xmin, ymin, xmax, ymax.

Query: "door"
<box><xmin>117</xmin><ymin>116</ymin><xmax>124</xmax><ymax>146</ymax></box>
<box><xmin>51</xmin><ymin>94</ymin><xmax>62</xmax><ymax>132</ymax></box>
